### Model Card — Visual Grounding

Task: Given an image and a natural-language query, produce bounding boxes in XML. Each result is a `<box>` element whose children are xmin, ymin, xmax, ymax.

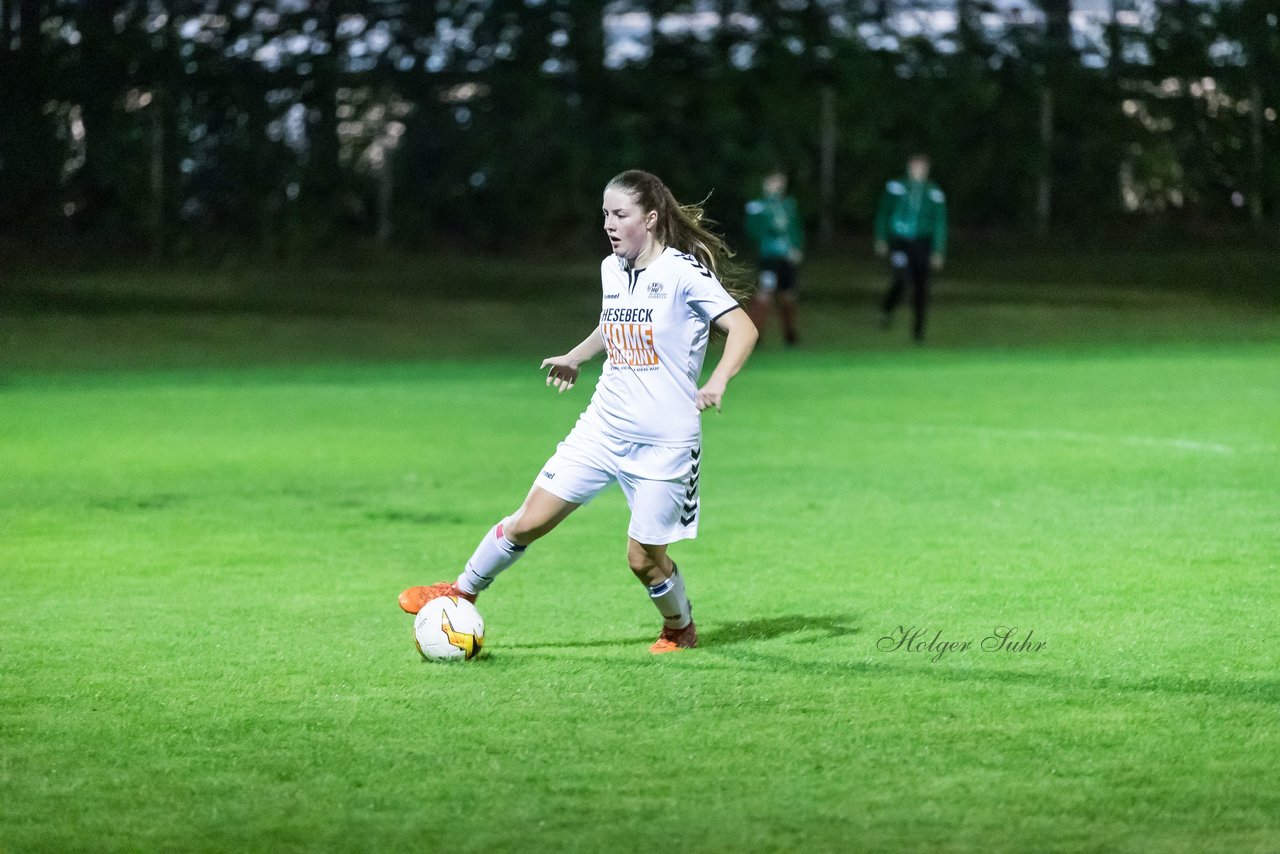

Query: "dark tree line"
<box><xmin>0</xmin><ymin>0</ymin><xmax>1276</xmax><ymax>260</ymax></box>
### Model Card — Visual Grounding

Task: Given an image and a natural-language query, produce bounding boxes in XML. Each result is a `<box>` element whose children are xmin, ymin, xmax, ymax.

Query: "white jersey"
<box><xmin>579</xmin><ymin>247</ymin><xmax>740</xmax><ymax>448</ymax></box>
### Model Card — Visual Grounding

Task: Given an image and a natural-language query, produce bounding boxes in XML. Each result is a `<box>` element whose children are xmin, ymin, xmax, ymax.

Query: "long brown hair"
<box><xmin>605</xmin><ymin>170</ymin><xmax>751</xmax><ymax>303</ymax></box>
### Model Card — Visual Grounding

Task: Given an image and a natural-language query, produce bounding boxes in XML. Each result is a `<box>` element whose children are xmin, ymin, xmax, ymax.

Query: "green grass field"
<box><xmin>2</xmin><ymin>252</ymin><xmax>1278</xmax><ymax>851</ymax></box>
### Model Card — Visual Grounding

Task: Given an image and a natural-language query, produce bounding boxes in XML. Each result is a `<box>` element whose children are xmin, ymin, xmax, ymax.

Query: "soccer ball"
<box><xmin>414</xmin><ymin>596</ymin><xmax>485</xmax><ymax>662</ymax></box>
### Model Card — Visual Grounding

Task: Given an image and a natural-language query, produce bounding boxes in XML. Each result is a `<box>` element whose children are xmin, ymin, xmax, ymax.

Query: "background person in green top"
<box><xmin>745</xmin><ymin>169</ymin><xmax>805</xmax><ymax>346</ymax></box>
<box><xmin>874</xmin><ymin>153</ymin><xmax>948</xmax><ymax>342</ymax></box>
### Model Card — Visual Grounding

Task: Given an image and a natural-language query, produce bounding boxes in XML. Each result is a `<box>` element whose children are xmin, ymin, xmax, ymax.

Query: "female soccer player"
<box><xmin>399</xmin><ymin>169</ymin><xmax>758</xmax><ymax>654</ymax></box>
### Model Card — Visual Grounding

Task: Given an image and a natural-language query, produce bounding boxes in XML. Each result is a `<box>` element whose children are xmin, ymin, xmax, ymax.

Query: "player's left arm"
<box><xmin>787</xmin><ymin>198</ymin><xmax>805</xmax><ymax>264</ymax></box>
<box><xmin>696</xmin><ymin>308</ymin><xmax>759</xmax><ymax>412</ymax></box>
<box><xmin>931</xmin><ymin>189</ymin><xmax>948</xmax><ymax>270</ymax></box>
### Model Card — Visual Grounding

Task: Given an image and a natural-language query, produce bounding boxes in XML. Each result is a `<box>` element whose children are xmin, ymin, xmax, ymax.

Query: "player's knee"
<box><xmin>627</xmin><ymin>541</ymin><xmax>669</xmax><ymax>578</ymax></box>
<box><xmin>504</xmin><ymin>512</ymin><xmax>550</xmax><ymax>545</ymax></box>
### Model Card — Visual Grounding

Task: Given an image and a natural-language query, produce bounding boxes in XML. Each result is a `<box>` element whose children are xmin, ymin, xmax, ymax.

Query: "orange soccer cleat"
<box><xmin>649</xmin><ymin>620</ymin><xmax>697</xmax><ymax>654</ymax></box>
<box><xmin>398</xmin><ymin>582</ymin><xmax>476</xmax><ymax>614</ymax></box>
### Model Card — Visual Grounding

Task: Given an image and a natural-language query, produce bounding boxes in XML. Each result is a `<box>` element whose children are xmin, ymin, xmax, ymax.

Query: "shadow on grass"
<box><xmin>700</xmin><ymin>613</ymin><xmax>861</xmax><ymax>646</ymax></box>
<box><xmin>500</xmin><ymin>616</ymin><xmax>1279</xmax><ymax>706</ymax></box>
<box><xmin>364</xmin><ymin>509</ymin><xmax>467</xmax><ymax>526</ymax></box>
<box><xmin>90</xmin><ymin>492</ymin><xmax>189</xmax><ymax>511</ymax></box>
<box><xmin>489</xmin><ymin>616</ymin><xmax>1278</xmax><ymax>706</ymax></box>
<box><xmin>499</xmin><ymin>613</ymin><xmax>860</xmax><ymax>652</ymax></box>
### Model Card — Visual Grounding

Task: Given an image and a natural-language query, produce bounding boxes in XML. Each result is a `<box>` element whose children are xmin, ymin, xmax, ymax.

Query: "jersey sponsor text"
<box><xmin>601</xmin><ymin>321</ymin><xmax>659</xmax><ymax>367</ymax></box>
<box><xmin>600</xmin><ymin>307</ymin><xmax>654</xmax><ymax>323</ymax></box>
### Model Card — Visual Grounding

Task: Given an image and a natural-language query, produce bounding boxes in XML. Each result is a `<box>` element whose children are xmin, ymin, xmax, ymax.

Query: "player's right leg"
<box><xmin>397</xmin><ymin>487</ymin><xmax>579</xmax><ymax>614</ymax></box>
<box><xmin>881</xmin><ymin>251</ymin><xmax>909</xmax><ymax>328</ymax></box>
<box><xmin>399</xmin><ymin>423</ymin><xmax>618</xmax><ymax>614</ymax></box>
<box><xmin>778</xmin><ymin>290</ymin><xmax>799</xmax><ymax>347</ymax></box>
<box><xmin>748</xmin><ymin>264</ymin><xmax>777</xmax><ymax>336</ymax></box>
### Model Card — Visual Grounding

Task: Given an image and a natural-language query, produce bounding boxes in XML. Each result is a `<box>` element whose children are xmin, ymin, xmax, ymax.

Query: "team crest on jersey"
<box><xmin>647</xmin><ymin>281</ymin><xmax>666</xmax><ymax>299</ymax></box>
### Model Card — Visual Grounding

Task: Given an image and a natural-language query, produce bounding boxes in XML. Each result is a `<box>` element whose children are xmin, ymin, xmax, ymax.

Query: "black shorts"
<box><xmin>758</xmin><ymin>257</ymin><xmax>798</xmax><ymax>293</ymax></box>
<box><xmin>887</xmin><ymin>237</ymin><xmax>933</xmax><ymax>284</ymax></box>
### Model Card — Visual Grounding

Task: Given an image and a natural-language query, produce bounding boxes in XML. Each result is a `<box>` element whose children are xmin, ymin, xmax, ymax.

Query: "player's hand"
<box><xmin>696</xmin><ymin>379</ymin><xmax>727</xmax><ymax>412</ymax></box>
<box><xmin>931</xmin><ymin>254</ymin><xmax>944</xmax><ymax>272</ymax></box>
<box><xmin>874</xmin><ymin>240</ymin><xmax>888</xmax><ymax>258</ymax></box>
<box><xmin>540</xmin><ymin>355</ymin><xmax>580</xmax><ymax>393</ymax></box>
<box><xmin>788</xmin><ymin>249</ymin><xmax>804</xmax><ymax>265</ymax></box>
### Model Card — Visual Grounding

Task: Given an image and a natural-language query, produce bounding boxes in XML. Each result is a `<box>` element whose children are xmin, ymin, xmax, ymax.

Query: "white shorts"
<box><xmin>534</xmin><ymin>418</ymin><xmax>701</xmax><ymax>545</ymax></box>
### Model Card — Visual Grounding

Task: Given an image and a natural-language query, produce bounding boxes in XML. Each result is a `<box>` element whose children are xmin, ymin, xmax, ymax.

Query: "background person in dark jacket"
<box><xmin>874</xmin><ymin>154</ymin><xmax>948</xmax><ymax>342</ymax></box>
<box><xmin>745</xmin><ymin>170</ymin><xmax>805</xmax><ymax>346</ymax></box>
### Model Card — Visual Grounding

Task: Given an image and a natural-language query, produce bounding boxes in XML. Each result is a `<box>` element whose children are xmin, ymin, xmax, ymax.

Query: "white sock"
<box><xmin>456</xmin><ymin>521</ymin><xmax>527</xmax><ymax>595</ymax></box>
<box><xmin>647</xmin><ymin>565</ymin><xmax>691</xmax><ymax>630</ymax></box>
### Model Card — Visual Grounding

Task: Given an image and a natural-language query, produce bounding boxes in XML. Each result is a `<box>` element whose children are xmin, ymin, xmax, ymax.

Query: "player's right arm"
<box><xmin>541</xmin><ymin>331</ymin><xmax>606</xmax><ymax>393</ymax></box>
<box><xmin>743</xmin><ymin>199</ymin><xmax>770</xmax><ymax>244</ymax></box>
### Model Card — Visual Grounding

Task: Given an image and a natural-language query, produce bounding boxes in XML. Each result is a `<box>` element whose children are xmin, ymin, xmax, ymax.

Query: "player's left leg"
<box><xmin>777</xmin><ymin>273</ymin><xmax>800</xmax><ymax>348</ymax></box>
<box><xmin>908</xmin><ymin>241</ymin><xmax>932</xmax><ymax>342</ymax></box>
<box><xmin>629</xmin><ymin>540</ymin><xmax>696</xmax><ymax>653</ymax></box>
<box><xmin>619</xmin><ymin>444</ymin><xmax>701</xmax><ymax>653</ymax></box>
